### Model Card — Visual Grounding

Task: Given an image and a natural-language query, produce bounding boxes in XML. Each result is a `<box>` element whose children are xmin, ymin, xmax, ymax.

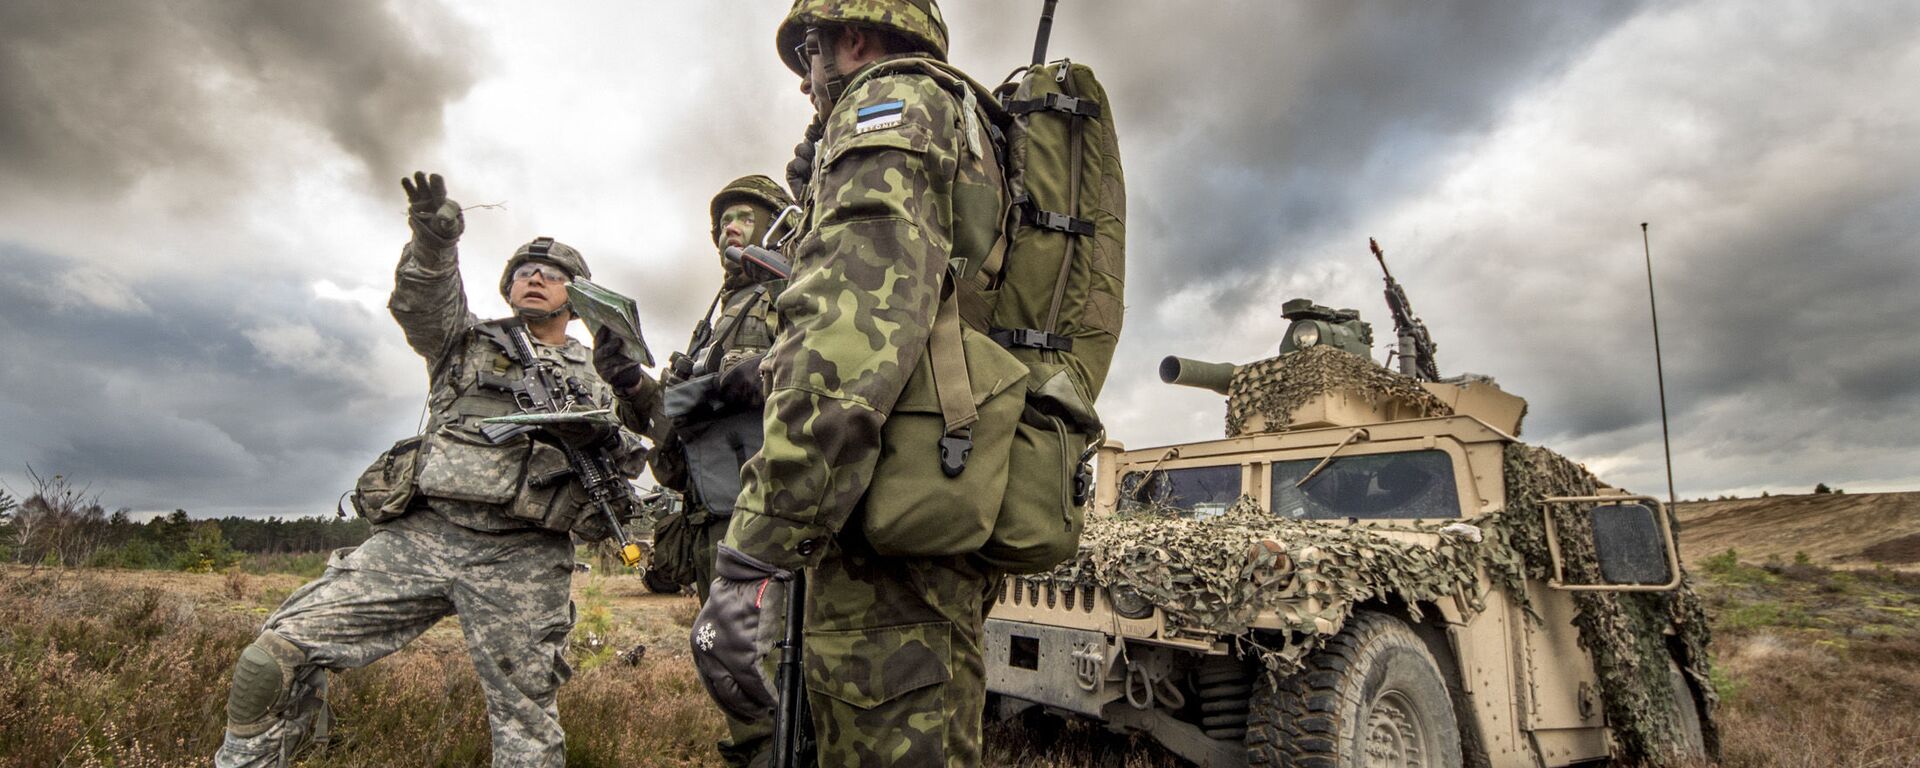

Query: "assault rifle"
<box><xmin>771</xmin><ymin>569</ymin><xmax>814</xmax><ymax>768</ymax></box>
<box><xmin>476</xmin><ymin>319</ymin><xmax>645</xmax><ymax>567</ymax></box>
<box><xmin>1368</xmin><ymin>238</ymin><xmax>1440</xmax><ymax>382</ymax></box>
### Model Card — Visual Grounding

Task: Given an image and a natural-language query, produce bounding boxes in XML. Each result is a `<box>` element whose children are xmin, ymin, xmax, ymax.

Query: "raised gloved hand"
<box><xmin>691</xmin><ymin>545</ymin><xmax>791</xmax><ymax>723</ymax></box>
<box><xmin>401</xmin><ymin>171</ymin><xmax>465</xmax><ymax>248</ymax></box>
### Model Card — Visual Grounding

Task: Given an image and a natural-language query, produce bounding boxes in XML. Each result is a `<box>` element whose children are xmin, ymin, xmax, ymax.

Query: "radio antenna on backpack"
<box><xmin>1031</xmin><ymin>0</ymin><xmax>1060</xmax><ymax>65</ymax></box>
<box><xmin>1641</xmin><ymin>222</ymin><xmax>1678</xmax><ymax>510</ymax></box>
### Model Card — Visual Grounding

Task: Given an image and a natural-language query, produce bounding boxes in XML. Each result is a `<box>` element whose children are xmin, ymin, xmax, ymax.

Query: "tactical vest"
<box><xmin>410</xmin><ymin>321</ymin><xmax>611</xmax><ymax>534</ymax></box>
<box><xmin>663</xmin><ymin>284</ymin><xmax>778</xmax><ymax>517</ymax></box>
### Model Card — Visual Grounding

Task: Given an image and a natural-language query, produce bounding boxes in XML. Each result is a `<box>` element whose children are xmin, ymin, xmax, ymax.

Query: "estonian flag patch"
<box><xmin>855</xmin><ymin>100</ymin><xmax>906</xmax><ymax>133</ymax></box>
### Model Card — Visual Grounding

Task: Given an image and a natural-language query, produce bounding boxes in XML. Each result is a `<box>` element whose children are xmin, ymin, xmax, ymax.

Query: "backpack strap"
<box><xmin>928</xmin><ymin>277</ymin><xmax>978</xmax><ymax>478</ymax></box>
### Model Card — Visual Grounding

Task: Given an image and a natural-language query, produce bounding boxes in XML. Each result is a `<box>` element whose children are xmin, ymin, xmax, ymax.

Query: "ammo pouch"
<box><xmin>350</xmin><ymin>435</ymin><xmax>426</xmax><ymax>523</ymax></box>
<box><xmin>663</xmin><ymin>374</ymin><xmax>765</xmax><ymax>516</ymax></box>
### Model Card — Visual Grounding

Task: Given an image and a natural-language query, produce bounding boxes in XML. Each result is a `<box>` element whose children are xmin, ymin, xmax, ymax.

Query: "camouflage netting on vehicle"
<box><xmin>1497</xmin><ymin>443</ymin><xmax>1720</xmax><ymax>764</ymax></box>
<box><xmin>1043</xmin><ymin>497</ymin><xmax>1503</xmax><ymax>678</ymax></box>
<box><xmin>1223</xmin><ymin>347</ymin><xmax>1452</xmax><ymax>437</ymax></box>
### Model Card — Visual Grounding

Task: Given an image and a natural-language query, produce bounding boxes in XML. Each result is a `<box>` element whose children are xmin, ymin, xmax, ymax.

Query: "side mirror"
<box><xmin>1540</xmin><ymin>495</ymin><xmax>1682</xmax><ymax>591</ymax></box>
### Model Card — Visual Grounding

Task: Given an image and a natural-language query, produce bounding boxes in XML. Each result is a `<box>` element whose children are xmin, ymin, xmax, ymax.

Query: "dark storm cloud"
<box><xmin>0</xmin><ymin>245</ymin><xmax>416</xmax><ymax>516</ymax></box>
<box><xmin>949</xmin><ymin>0</ymin><xmax>1647</xmax><ymax>307</ymax></box>
<box><xmin>0</xmin><ymin>0</ymin><xmax>476</xmax><ymax>197</ymax></box>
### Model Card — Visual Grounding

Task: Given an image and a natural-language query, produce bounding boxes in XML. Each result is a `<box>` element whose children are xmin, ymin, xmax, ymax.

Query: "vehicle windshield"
<box><xmin>1271</xmin><ymin>450</ymin><xmax>1460</xmax><ymax>520</ymax></box>
<box><xmin>1120</xmin><ymin>465</ymin><xmax>1241</xmax><ymax>518</ymax></box>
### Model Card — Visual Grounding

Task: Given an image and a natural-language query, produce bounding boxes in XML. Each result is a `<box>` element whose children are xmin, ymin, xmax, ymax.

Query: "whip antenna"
<box><xmin>1642</xmin><ymin>222</ymin><xmax>1678</xmax><ymax>509</ymax></box>
<box><xmin>1031</xmin><ymin>0</ymin><xmax>1060</xmax><ymax>65</ymax></box>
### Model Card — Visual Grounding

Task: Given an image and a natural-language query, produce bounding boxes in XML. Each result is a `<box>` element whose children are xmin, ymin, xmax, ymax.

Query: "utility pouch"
<box><xmin>507</xmin><ymin>440</ymin><xmax>589</xmax><ymax>532</ymax></box>
<box><xmin>859</xmin><ymin>304</ymin><xmax>1029</xmax><ymax>558</ymax></box>
<box><xmin>415</xmin><ymin>430</ymin><xmax>526</xmax><ymax>505</ymax></box>
<box><xmin>350</xmin><ymin>435</ymin><xmax>426</xmax><ymax>523</ymax></box>
<box><xmin>978</xmin><ymin>365</ymin><xmax>1099</xmax><ymax>573</ymax></box>
<box><xmin>648</xmin><ymin>507</ymin><xmax>699</xmax><ymax>589</ymax></box>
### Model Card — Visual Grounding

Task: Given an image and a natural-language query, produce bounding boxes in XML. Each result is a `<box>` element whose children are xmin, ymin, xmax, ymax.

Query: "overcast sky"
<box><xmin>2</xmin><ymin>0</ymin><xmax>1915</xmax><ymax>518</ymax></box>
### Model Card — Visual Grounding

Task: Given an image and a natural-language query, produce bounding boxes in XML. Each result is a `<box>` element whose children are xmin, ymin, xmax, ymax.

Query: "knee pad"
<box><xmin>226</xmin><ymin>630</ymin><xmax>306</xmax><ymax>737</ymax></box>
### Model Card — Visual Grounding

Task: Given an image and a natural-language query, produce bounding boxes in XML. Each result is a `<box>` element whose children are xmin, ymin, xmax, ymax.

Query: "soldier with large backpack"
<box><xmin>689</xmin><ymin>1</ymin><xmax>1124</xmax><ymax>765</ymax></box>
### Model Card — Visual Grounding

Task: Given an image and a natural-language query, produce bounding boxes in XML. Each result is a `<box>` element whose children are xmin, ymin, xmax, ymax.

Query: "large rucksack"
<box><xmin>849</xmin><ymin>55</ymin><xmax>1126</xmax><ymax>575</ymax></box>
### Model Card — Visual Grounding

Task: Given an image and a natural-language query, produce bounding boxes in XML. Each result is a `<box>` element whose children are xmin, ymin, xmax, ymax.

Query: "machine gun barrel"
<box><xmin>1367</xmin><ymin>238</ymin><xmax>1441</xmax><ymax>382</ymax></box>
<box><xmin>1159</xmin><ymin>356</ymin><xmax>1240</xmax><ymax>395</ymax></box>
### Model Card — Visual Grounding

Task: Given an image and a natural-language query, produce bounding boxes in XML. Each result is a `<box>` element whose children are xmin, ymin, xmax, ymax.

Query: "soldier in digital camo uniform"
<box><xmin>214</xmin><ymin>172</ymin><xmax>653</xmax><ymax>768</ymax></box>
<box><xmin>690</xmin><ymin>2</ymin><xmax>1012</xmax><ymax>765</ymax></box>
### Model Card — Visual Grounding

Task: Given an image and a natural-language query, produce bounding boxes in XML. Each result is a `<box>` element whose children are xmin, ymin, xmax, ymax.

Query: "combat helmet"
<box><xmin>498</xmin><ymin>236</ymin><xmax>590</xmax><ymax>301</ymax></box>
<box><xmin>776</xmin><ymin>0</ymin><xmax>950</xmax><ymax>76</ymax></box>
<box><xmin>710</xmin><ymin>175</ymin><xmax>795</xmax><ymax>247</ymax></box>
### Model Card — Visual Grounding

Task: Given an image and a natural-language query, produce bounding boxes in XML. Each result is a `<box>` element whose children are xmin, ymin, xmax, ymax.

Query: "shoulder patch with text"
<box><xmin>855</xmin><ymin>100</ymin><xmax>906</xmax><ymax>133</ymax></box>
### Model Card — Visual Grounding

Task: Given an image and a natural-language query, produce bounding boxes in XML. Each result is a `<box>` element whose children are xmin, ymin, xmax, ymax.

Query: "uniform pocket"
<box><xmin>803</xmin><ymin>621</ymin><xmax>952</xmax><ymax>709</ymax></box>
<box><xmin>415</xmin><ymin>431</ymin><xmax>526</xmax><ymax>505</ymax></box>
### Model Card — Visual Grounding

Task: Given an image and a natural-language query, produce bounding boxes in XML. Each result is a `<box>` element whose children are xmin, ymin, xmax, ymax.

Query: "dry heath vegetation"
<box><xmin>2</xmin><ymin>553</ymin><xmax>1917</xmax><ymax>767</ymax></box>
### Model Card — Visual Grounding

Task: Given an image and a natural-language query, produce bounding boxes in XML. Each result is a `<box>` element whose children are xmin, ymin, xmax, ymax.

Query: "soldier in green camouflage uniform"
<box><xmin>644</xmin><ymin>175</ymin><xmax>794</xmax><ymax>768</ymax></box>
<box><xmin>214</xmin><ymin>172</ymin><xmax>652</xmax><ymax>768</ymax></box>
<box><xmin>690</xmin><ymin>3</ymin><xmax>1011</xmax><ymax>765</ymax></box>
<box><xmin>649</xmin><ymin>175</ymin><xmax>795</xmax><ymax>606</ymax></box>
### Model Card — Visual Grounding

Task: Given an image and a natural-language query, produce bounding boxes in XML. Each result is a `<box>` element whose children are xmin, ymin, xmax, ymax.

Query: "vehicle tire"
<box><xmin>1246</xmin><ymin>611</ymin><xmax>1463</xmax><ymax>768</ymax></box>
<box><xmin>1665</xmin><ymin>657</ymin><xmax>1706</xmax><ymax>758</ymax></box>
<box><xmin>643</xmin><ymin>567</ymin><xmax>683</xmax><ymax>594</ymax></box>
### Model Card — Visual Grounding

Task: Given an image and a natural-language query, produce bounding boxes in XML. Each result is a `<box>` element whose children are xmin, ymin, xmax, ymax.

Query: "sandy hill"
<box><xmin>1674</xmin><ymin>491</ymin><xmax>1920</xmax><ymax>569</ymax></box>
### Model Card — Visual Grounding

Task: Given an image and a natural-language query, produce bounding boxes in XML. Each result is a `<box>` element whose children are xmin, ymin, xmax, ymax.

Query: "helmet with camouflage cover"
<box><xmin>498</xmin><ymin>236</ymin><xmax>591</xmax><ymax>300</ymax></box>
<box><xmin>709</xmin><ymin>175</ymin><xmax>795</xmax><ymax>247</ymax></box>
<box><xmin>775</xmin><ymin>0</ymin><xmax>950</xmax><ymax>76</ymax></box>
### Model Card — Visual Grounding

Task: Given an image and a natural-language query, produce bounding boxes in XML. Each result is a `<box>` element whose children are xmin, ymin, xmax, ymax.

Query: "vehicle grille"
<box><xmin>1002</xmin><ymin>577</ymin><xmax>1097</xmax><ymax>613</ymax></box>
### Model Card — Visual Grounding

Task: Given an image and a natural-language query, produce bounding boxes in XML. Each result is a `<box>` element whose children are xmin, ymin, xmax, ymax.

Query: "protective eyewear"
<box><xmin>511</xmin><ymin>263</ymin><xmax>571</xmax><ymax>284</ymax></box>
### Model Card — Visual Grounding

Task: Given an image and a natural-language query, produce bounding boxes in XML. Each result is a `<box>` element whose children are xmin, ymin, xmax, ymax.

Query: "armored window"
<box><xmin>1269</xmin><ymin>450</ymin><xmax>1460</xmax><ymax>520</ymax></box>
<box><xmin>1119</xmin><ymin>465</ymin><xmax>1242</xmax><ymax>518</ymax></box>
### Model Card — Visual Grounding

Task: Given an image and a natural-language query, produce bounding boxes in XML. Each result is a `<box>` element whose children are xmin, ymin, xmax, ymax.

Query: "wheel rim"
<box><xmin>1362</xmin><ymin>689</ymin><xmax>1431</xmax><ymax>768</ymax></box>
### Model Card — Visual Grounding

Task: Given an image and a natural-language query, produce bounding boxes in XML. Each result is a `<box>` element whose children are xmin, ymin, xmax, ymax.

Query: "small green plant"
<box><xmin>572</xmin><ymin>579</ymin><xmax>618</xmax><ymax>672</ymax></box>
<box><xmin>1708</xmin><ymin>661</ymin><xmax>1744</xmax><ymax>704</ymax></box>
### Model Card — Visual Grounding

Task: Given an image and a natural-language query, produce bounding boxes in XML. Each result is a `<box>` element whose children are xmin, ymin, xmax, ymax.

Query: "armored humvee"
<box><xmin>983</xmin><ymin>288</ymin><xmax>1715</xmax><ymax>767</ymax></box>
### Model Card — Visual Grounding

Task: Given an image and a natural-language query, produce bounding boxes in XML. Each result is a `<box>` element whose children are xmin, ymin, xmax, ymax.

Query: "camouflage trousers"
<box><xmin>213</xmin><ymin>510</ymin><xmax>575</xmax><ymax>768</ymax></box>
<box><xmin>801</xmin><ymin>542</ymin><xmax>998</xmax><ymax>767</ymax></box>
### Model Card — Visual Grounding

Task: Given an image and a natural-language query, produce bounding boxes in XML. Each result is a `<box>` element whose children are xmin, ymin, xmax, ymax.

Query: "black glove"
<box><xmin>401</xmin><ymin>171</ymin><xmax>464</xmax><ymax>247</ymax></box>
<box><xmin>716</xmin><ymin>353</ymin><xmax>766</xmax><ymax>408</ymax></box>
<box><xmin>537</xmin><ymin>418</ymin><xmax>619</xmax><ymax>452</ymax></box>
<box><xmin>593</xmin><ymin>326</ymin><xmax>651</xmax><ymax>394</ymax></box>
<box><xmin>784</xmin><ymin>119</ymin><xmax>823</xmax><ymax>199</ymax></box>
<box><xmin>691</xmin><ymin>545</ymin><xmax>791</xmax><ymax>723</ymax></box>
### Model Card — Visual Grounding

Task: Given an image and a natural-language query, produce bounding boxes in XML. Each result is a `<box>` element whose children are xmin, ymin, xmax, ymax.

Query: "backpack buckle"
<box><xmin>939</xmin><ymin>428</ymin><xmax>973</xmax><ymax>478</ymax></box>
<box><xmin>1072</xmin><ymin>461</ymin><xmax>1093</xmax><ymax>507</ymax></box>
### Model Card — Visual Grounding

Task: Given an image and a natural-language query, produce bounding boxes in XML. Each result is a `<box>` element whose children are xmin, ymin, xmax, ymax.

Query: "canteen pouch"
<box><xmin>979</xmin><ymin>365</ymin><xmax>1098</xmax><ymax>574</ymax></box>
<box><xmin>859</xmin><ymin>325</ymin><xmax>1030</xmax><ymax>558</ymax></box>
<box><xmin>350</xmin><ymin>435</ymin><xmax>426</xmax><ymax>523</ymax></box>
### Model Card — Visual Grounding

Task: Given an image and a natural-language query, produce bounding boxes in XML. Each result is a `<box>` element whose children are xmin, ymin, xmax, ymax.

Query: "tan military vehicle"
<box><xmin>984</xmin><ymin>285</ymin><xmax>1715</xmax><ymax>767</ymax></box>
